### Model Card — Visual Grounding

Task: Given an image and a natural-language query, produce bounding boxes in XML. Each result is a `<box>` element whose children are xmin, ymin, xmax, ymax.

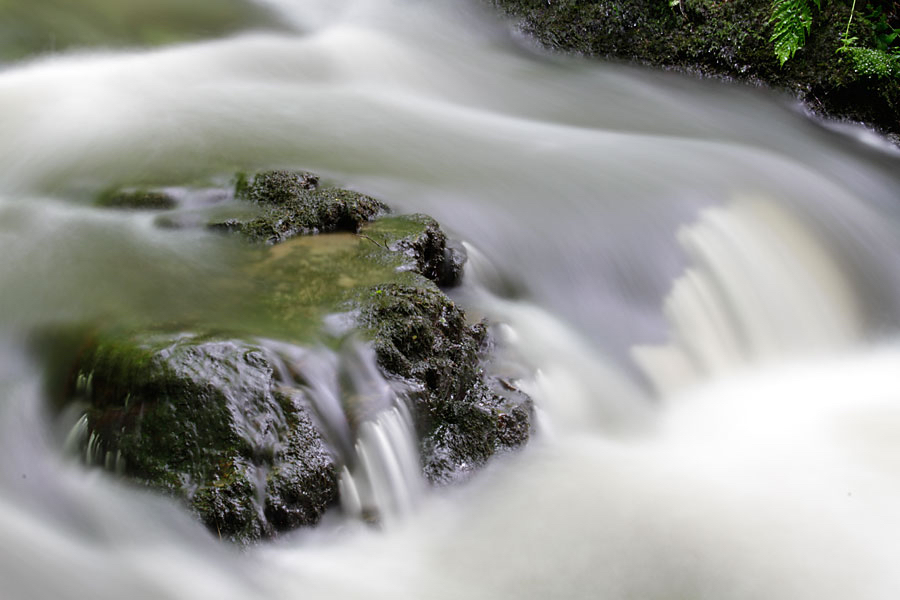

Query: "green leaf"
<box><xmin>769</xmin><ymin>0</ymin><xmax>815</xmax><ymax>65</ymax></box>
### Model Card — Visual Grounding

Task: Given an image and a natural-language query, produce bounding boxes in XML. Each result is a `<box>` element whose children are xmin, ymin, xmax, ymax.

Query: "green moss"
<box><xmin>365</xmin><ymin>215</ymin><xmax>466</xmax><ymax>287</ymax></box>
<box><xmin>232</xmin><ymin>209</ymin><xmax>462</xmax><ymax>341</ymax></box>
<box><xmin>192</xmin><ymin>466</ymin><xmax>264</xmax><ymax>543</ymax></box>
<box><xmin>842</xmin><ymin>45</ymin><xmax>900</xmax><ymax>77</ymax></box>
<box><xmin>67</xmin><ymin>331</ymin><xmax>337</xmax><ymax>545</ymax></box>
<box><xmin>216</xmin><ymin>171</ymin><xmax>389</xmax><ymax>244</ymax></box>
<box><xmin>207</xmin><ymin>171</ymin><xmax>466</xmax><ymax>341</ymax></box>
<box><xmin>75</xmin><ymin>334</ymin><xmax>271</xmax><ymax>483</ymax></box>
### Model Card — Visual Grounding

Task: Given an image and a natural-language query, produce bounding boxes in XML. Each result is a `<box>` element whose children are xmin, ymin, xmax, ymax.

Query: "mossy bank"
<box><xmin>490</xmin><ymin>0</ymin><xmax>900</xmax><ymax>139</ymax></box>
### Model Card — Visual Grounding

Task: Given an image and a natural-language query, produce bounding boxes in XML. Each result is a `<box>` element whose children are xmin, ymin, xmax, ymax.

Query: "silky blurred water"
<box><xmin>2</xmin><ymin>1</ymin><xmax>900</xmax><ymax>598</ymax></box>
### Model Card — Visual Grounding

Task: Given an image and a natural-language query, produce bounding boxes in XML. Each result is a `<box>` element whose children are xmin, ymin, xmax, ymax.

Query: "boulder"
<box><xmin>53</xmin><ymin>172</ymin><xmax>532</xmax><ymax>542</ymax></box>
<box><xmin>67</xmin><ymin>332</ymin><xmax>337</xmax><ymax>544</ymax></box>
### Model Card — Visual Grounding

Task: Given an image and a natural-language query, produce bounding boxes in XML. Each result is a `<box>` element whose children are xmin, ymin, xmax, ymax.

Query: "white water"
<box><xmin>262</xmin><ymin>339</ymin><xmax>423</xmax><ymax>523</ymax></box>
<box><xmin>3</xmin><ymin>0</ymin><xmax>900</xmax><ymax>598</ymax></box>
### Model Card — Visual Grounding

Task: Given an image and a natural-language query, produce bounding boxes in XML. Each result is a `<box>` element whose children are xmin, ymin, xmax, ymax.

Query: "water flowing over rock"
<box><xmin>50</xmin><ymin>173</ymin><xmax>533</xmax><ymax>542</ymax></box>
<box><xmin>357</xmin><ymin>283</ymin><xmax>531</xmax><ymax>483</ymax></box>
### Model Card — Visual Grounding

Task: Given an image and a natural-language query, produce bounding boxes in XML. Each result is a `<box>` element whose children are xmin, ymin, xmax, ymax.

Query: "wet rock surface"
<box><xmin>54</xmin><ymin>171</ymin><xmax>532</xmax><ymax>542</ymax></box>
<box><xmin>66</xmin><ymin>333</ymin><xmax>337</xmax><ymax>544</ymax></box>
<box><xmin>380</xmin><ymin>214</ymin><xmax>467</xmax><ymax>288</ymax></box>
<box><xmin>356</xmin><ymin>282</ymin><xmax>532</xmax><ymax>483</ymax></box>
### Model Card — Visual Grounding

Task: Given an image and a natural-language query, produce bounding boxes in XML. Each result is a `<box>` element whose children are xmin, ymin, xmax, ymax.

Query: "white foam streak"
<box><xmin>264</xmin><ymin>340</ymin><xmax>423</xmax><ymax>524</ymax></box>
<box><xmin>342</xmin><ymin>403</ymin><xmax>422</xmax><ymax>524</ymax></box>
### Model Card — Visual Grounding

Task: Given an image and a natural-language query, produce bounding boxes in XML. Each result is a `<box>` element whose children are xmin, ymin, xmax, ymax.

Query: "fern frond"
<box><xmin>770</xmin><ymin>0</ymin><xmax>815</xmax><ymax>65</ymax></box>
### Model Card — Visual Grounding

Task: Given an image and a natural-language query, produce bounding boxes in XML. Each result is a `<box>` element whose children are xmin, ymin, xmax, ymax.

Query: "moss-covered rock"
<box><xmin>364</xmin><ymin>214</ymin><xmax>467</xmax><ymax>288</ymax></box>
<box><xmin>490</xmin><ymin>0</ymin><xmax>900</xmax><ymax>136</ymax></box>
<box><xmin>223</xmin><ymin>172</ymin><xmax>528</xmax><ymax>482</ymax></box>
<box><xmin>212</xmin><ymin>171</ymin><xmax>390</xmax><ymax>244</ymax></box>
<box><xmin>52</xmin><ymin>174</ymin><xmax>532</xmax><ymax>540</ymax></box>
<box><xmin>355</xmin><ymin>282</ymin><xmax>532</xmax><ymax>483</ymax></box>
<box><xmin>67</xmin><ymin>332</ymin><xmax>337</xmax><ymax>544</ymax></box>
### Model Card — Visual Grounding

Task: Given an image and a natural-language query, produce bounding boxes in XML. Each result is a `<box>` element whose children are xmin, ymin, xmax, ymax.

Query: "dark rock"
<box><xmin>66</xmin><ymin>332</ymin><xmax>337</xmax><ymax>544</ymax></box>
<box><xmin>421</xmin><ymin>376</ymin><xmax>533</xmax><ymax>484</ymax></box>
<box><xmin>361</xmin><ymin>214</ymin><xmax>468</xmax><ymax>287</ymax></box>
<box><xmin>354</xmin><ymin>283</ymin><xmax>532</xmax><ymax>484</ymax></box>
<box><xmin>214</xmin><ymin>170</ymin><xmax>390</xmax><ymax>244</ymax></box>
<box><xmin>235</xmin><ymin>170</ymin><xmax>319</xmax><ymax>200</ymax></box>
<box><xmin>387</xmin><ymin>214</ymin><xmax>466</xmax><ymax>287</ymax></box>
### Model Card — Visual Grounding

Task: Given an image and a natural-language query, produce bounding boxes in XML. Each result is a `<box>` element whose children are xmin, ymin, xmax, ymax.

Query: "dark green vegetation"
<box><xmin>47</xmin><ymin>173</ymin><xmax>532</xmax><ymax>543</ymax></box>
<box><xmin>771</xmin><ymin>0</ymin><xmax>900</xmax><ymax>72</ymax></box>
<box><xmin>0</xmin><ymin>0</ymin><xmax>280</xmax><ymax>63</ymax></box>
<box><xmin>491</xmin><ymin>0</ymin><xmax>900</xmax><ymax>137</ymax></box>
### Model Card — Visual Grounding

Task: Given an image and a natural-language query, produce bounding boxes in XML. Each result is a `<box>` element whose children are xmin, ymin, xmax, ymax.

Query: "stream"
<box><xmin>3</xmin><ymin>0</ymin><xmax>900</xmax><ymax>598</ymax></box>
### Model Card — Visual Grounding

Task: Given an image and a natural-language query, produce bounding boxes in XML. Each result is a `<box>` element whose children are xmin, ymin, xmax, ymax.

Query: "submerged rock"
<box><xmin>53</xmin><ymin>172</ymin><xmax>532</xmax><ymax>542</ymax></box>
<box><xmin>0</xmin><ymin>0</ymin><xmax>282</xmax><ymax>63</ymax></box>
<box><xmin>95</xmin><ymin>188</ymin><xmax>177</xmax><ymax>210</ymax></box>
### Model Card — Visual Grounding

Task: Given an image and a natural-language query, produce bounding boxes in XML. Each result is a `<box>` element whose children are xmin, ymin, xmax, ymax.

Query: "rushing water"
<box><xmin>3</xmin><ymin>0</ymin><xmax>900</xmax><ymax>598</ymax></box>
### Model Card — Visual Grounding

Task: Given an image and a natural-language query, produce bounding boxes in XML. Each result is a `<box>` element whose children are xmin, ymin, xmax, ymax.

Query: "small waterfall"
<box><xmin>460</xmin><ymin>241</ymin><xmax>652</xmax><ymax>435</ymax></box>
<box><xmin>632</xmin><ymin>197</ymin><xmax>864</xmax><ymax>393</ymax></box>
<box><xmin>261</xmin><ymin>338</ymin><xmax>423</xmax><ymax>525</ymax></box>
<box><xmin>338</xmin><ymin>402</ymin><xmax>422</xmax><ymax>524</ymax></box>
